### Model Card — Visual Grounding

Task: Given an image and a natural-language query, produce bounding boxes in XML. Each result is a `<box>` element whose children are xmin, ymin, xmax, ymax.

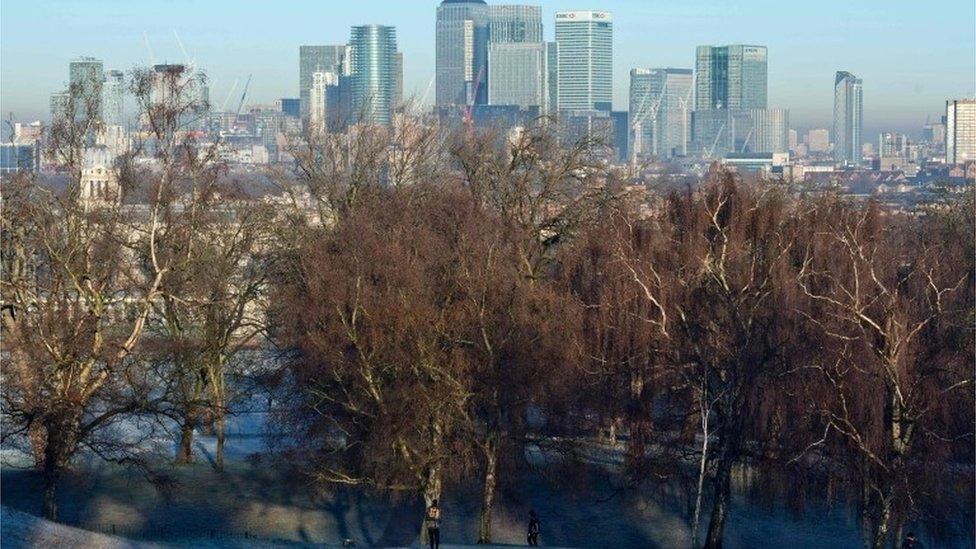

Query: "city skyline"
<box><xmin>1</xmin><ymin>0</ymin><xmax>974</xmax><ymax>136</ymax></box>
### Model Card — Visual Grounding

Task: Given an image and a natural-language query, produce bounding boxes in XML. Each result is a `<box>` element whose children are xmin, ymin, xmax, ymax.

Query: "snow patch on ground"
<box><xmin>0</xmin><ymin>506</ymin><xmax>161</xmax><ymax>549</ymax></box>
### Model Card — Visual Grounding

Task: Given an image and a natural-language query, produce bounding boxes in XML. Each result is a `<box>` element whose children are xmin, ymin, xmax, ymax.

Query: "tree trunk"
<box><xmin>478</xmin><ymin>434</ymin><xmax>499</xmax><ymax>544</ymax></box>
<box><xmin>176</xmin><ymin>405</ymin><xmax>197</xmax><ymax>464</ymax></box>
<box><xmin>871</xmin><ymin>489</ymin><xmax>894</xmax><ymax>549</ymax></box>
<box><xmin>29</xmin><ymin>421</ymin><xmax>47</xmax><ymax>470</ymax></box>
<box><xmin>40</xmin><ymin>410</ymin><xmax>82</xmax><ymax>521</ymax></box>
<box><xmin>703</xmin><ymin>445</ymin><xmax>734</xmax><ymax>549</ymax></box>
<box><xmin>892</xmin><ymin>519</ymin><xmax>904</xmax><ymax>549</ymax></box>
<box><xmin>691</xmin><ymin>404</ymin><xmax>710</xmax><ymax>549</ymax></box>
<box><xmin>42</xmin><ymin>465</ymin><xmax>61</xmax><ymax>522</ymax></box>
<box><xmin>215</xmin><ymin>410</ymin><xmax>226</xmax><ymax>473</ymax></box>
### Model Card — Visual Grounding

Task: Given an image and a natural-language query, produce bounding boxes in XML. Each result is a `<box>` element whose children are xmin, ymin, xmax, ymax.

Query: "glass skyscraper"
<box><xmin>629</xmin><ymin>68</ymin><xmax>693</xmax><ymax>159</ymax></box>
<box><xmin>102</xmin><ymin>70</ymin><xmax>125</xmax><ymax>127</ymax></box>
<box><xmin>694</xmin><ymin>45</ymin><xmax>767</xmax><ymax>111</ymax></box>
<box><xmin>69</xmin><ymin>56</ymin><xmax>104</xmax><ymax>121</ymax></box>
<box><xmin>436</xmin><ymin>0</ymin><xmax>489</xmax><ymax>108</ymax></box>
<box><xmin>833</xmin><ymin>71</ymin><xmax>863</xmax><ymax>165</ymax></box>
<box><xmin>555</xmin><ymin>11</ymin><xmax>612</xmax><ymax>112</ymax></box>
<box><xmin>299</xmin><ymin>45</ymin><xmax>346</xmax><ymax>121</ymax></box>
<box><xmin>488</xmin><ymin>5</ymin><xmax>542</xmax><ymax>44</ymax></box>
<box><xmin>349</xmin><ymin>25</ymin><xmax>398</xmax><ymax>126</ymax></box>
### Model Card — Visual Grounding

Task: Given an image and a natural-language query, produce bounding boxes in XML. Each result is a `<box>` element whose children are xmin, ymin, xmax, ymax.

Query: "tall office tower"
<box><xmin>555</xmin><ymin>11</ymin><xmax>613</xmax><ymax>112</ymax></box>
<box><xmin>349</xmin><ymin>25</ymin><xmax>398</xmax><ymax>126</ymax></box>
<box><xmin>309</xmin><ymin>71</ymin><xmax>339</xmax><ymax>134</ymax></box>
<box><xmin>488</xmin><ymin>42</ymin><xmax>552</xmax><ymax>111</ymax></box>
<box><xmin>69</xmin><ymin>56</ymin><xmax>105</xmax><ymax>120</ymax></box>
<box><xmin>102</xmin><ymin>70</ymin><xmax>125</xmax><ymax>127</ymax></box>
<box><xmin>833</xmin><ymin>71</ymin><xmax>863</xmax><ymax>165</ymax></box>
<box><xmin>946</xmin><ymin>99</ymin><xmax>976</xmax><ymax>164</ymax></box>
<box><xmin>694</xmin><ymin>45</ymin><xmax>767</xmax><ymax>111</ymax></box>
<box><xmin>629</xmin><ymin>68</ymin><xmax>693</xmax><ymax>159</ymax></box>
<box><xmin>436</xmin><ymin>0</ymin><xmax>489</xmax><ymax>108</ymax></box>
<box><xmin>806</xmin><ymin>129</ymin><xmax>830</xmax><ymax>152</ymax></box>
<box><xmin>299</xmin><ymin>45</ymin><xmax>346</xmax><ymax>120</ymax></box>
<box><xmin>788</xmin><ymin>129</ymin><xmax>798</xmax><ymax>150</ymax></box>
<box><xmin>488</xmin><ymin>5</ymin><xmax>543</xmax><ymax>44</ymax></box>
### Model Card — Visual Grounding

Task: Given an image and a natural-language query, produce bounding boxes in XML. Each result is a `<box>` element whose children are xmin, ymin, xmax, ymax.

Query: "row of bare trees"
<box><xmin>1</xmin><ymin>64</ymin><xmax>971</xmax><ymax>549</ymax></box>
<box><xmin>270</xmin><ymin>118</ymin><xmax>973</xmax><ymax>548</ymax></box>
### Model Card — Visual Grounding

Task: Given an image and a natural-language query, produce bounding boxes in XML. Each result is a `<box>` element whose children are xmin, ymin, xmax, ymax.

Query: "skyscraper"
<box><xmin>69</xmin><ymin>56</ymin><xmax>104</xmax><ymax>121</ymax></box>
<box><xmin>436</xmin><ymin>0</ymin><xmax>489</xmax><ymax>108</ymax></box>
<box><xmin>946</xmin><ymin>99</ymin><xmax>976</xmax><ymax>165</ymax></box>
<box><xmin>309</xmin><ymin>70</ymin><xmax>339</xmax><ymax>134</ymax></box>
<box><xmin>555</xmin><ymin>11</ymin><xmax>612</xmax><ymax>112</ymax></box>
<box><xmin>629</xmin><ymin>68</ymin><xmax>693</xmax><ymax>159</ymax></box>
<box><xmin>299</xmin><ymin>45</ymin><xmax>346</xmax><ymax>121</ymax></box>
<box><xmin>488</xmin><ymin>42</ymin><xmax>552</xmax><ymax>111</ymax></box>
<box><xmin>102</xmin><ymin>70</ymin><xmax>125</xmax><ymax>127</ymax></box>
<box><xmin>833</xmin><ymin>71</ymin><xmax>863</xmax><ymax>165</ymax></box>
<box><xmin>692</xmin><ymin>108</ymin><xmax>789</xmax><ymax>157</ymax></box>
<box><xmin>488</xmin><ymin>5</ymin><xmax>543</xmax><ymax>44</ymax></box>
<box><xmin>694</xmin><ymin>45</ymin><xmax>767</xmax><ymax>111</ymax></box>
<box><xmin>349</xmin><ymin>25</ymin><xmax>398</xmax><ymax>126</ymax></box>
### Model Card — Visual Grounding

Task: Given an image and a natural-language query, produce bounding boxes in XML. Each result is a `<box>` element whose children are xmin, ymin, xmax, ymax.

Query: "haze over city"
<box><xmin>2</xmin><ymin>0</ymin><xmax>974</xmax><ymax>135</ymax></box>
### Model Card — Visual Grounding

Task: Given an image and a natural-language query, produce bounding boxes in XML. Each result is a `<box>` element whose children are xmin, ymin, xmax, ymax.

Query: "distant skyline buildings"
<box><xmin>694</xmin><ymin>45</ymin><xmax>768</xmax><ymax>111</ymax></box>
<box><xmin>555</xmin><ymin>10</ymin><xmax>613</xmax><ymax>112</ymax></box>
<box><xmin>2</xmin><ymin>0</ymin><xmax>971</xmax><ymax>135</ymax></box>
<box><xmin>435</xmin><ymin>0</ymin><xmax>489</xmax><ymax>109</ymax></box>
<box><xmin>299</xmin><ymin>45</ymin><xmax>346</xmax><ymax>121</ymax></box>
<box><xmin>629</xmin><ymin>67</ymin><xmax>693</xmax><ymax>159</ymax></box>
<box><xmin>833</xmin><ymin>71</ymin><xmax>863</xmax><ymax>165</ymax></box>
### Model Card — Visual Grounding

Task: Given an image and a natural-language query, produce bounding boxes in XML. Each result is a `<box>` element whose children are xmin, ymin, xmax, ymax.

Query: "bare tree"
<box><xmin>794</xmin><ymin>197</ymin><xmax>974</xmax><ymax>549</ymax></box>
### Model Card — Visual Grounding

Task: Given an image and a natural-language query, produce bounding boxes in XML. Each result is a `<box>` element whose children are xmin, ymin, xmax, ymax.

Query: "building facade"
<box><xmin>102</xmin><ymin>70</ymin><xmax>125</xmax><ymax>127</ymax></box>
<box><xmin>436</xmin><ymin>0</ymin><xmax>489</xmax><ymax>108</ymax></box>
<box><xmin>299</xmin><ymin>45</ymin><xmax>346</xmax><ymax>121</ymax></box>
<box><xmin>555</xmin><ymin>11</ymin><xmax>612</xmax><ymax>112</ymax></box>
<box><xmin>833</xmin><ymin>71</ymin><xmax>863</xmax><ymax>165</ymax></box>
<box><xmin>349</xmin><ymin>25</ymin><xmax>398</xmax><ymax>126</ymax></box>
<box><xmin>692</xmin><ymin>108</ymin><xmax>789</xmax><ymax>157</ymax></box>
<box><xmin>694</xmin><ymin>45</ymin><xmax>767</xmax><ymax>111</ymax></box>
<box><xmin>69</xmin><ymin>56</ymin><xmax>104</xmax><ymax>121</ymax></box>
<box><xmin>629</xmin><ymin>68</ymin><xmax>693</xmax><ymax>159</ymax></box>
<box><xmin>488</xmin><ymin>5</ymin><xmax>543</xmax><ymax>44</ymax></box>
<box><xmin>309</xmin><ymin>71</ymin><xmax>340</xmax><ymax>134</ymax></box>
<box><xmin>488</xmin><ymin>42</ymin><xmax>553</xmax><ymax>112</ymax></box>
<box><xmin>946</xmin><ymin>99</ymin><xmax>976</xmax><ymax>165</ymax></box>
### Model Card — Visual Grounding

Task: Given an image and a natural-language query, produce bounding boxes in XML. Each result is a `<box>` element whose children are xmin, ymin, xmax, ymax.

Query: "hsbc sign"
<box><xmin>556</xmin><ymin>11</ymin><xmax>613</xmax><ymax>22</ymax></box>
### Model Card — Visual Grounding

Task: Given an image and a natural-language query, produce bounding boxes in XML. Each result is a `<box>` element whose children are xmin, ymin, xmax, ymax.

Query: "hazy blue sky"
<box><xmin>2</xmin><ymin>0</ymin><xmax>974</xmax><ymax>136</ymax></box>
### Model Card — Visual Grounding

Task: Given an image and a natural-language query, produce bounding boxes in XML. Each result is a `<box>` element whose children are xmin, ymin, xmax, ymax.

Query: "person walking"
<box><xmin>425</xmin><ymin>500</ymin><xmax>441</xmax><ymax>549</ymax></box>
<box><xmin>527</xmin><ymin>510</ymin><xmax>540</xmax><ymax>546</ymax></box>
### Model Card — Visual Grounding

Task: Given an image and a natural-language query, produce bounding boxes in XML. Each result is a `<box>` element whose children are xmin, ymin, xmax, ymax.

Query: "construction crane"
<box><xmin>236</xmin><ymin>74</ymin><xmax>252</xmax><ymax>116</ymax></box>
